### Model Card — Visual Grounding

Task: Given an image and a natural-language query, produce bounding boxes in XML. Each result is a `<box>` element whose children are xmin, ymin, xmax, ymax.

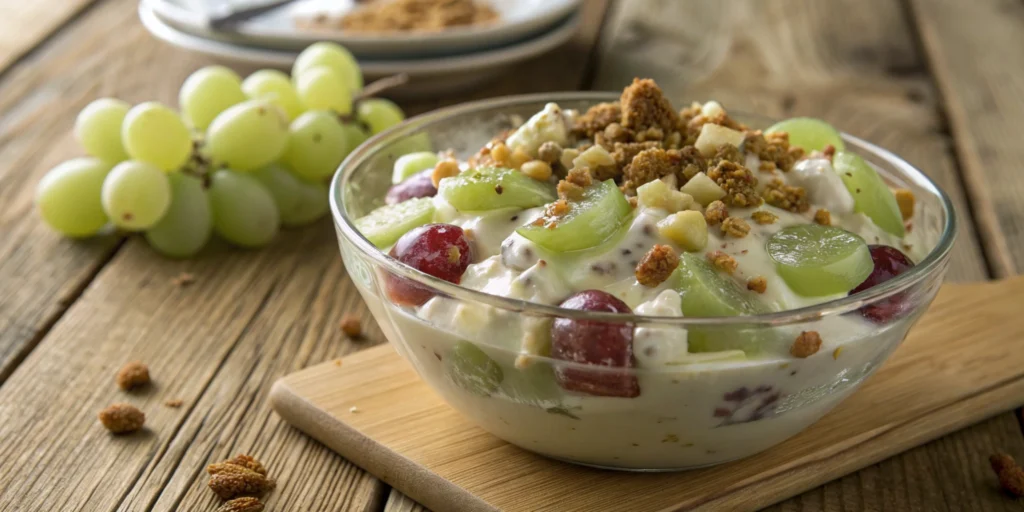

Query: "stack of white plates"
<box><xmin>140</xmin><ymin>0</ymin><xmax>582</xmax><ymax>97</ymax></box>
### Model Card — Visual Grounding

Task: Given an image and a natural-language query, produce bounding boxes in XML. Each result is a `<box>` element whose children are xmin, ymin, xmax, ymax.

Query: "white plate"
<box><xmin>148</xmin><ymin>0</ymin><xmax>581</xmax><ymax>58</ymax></box>
<box><xmin>140</xmin><ymin>2</ymin><xmax>581</xmax><ymax>98</ymax></box>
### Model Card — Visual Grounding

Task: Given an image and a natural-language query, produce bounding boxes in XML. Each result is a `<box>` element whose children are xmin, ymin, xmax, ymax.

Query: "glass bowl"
<box><xmin>329</xmin><ymin>92</ymin><xmax>956</xmax><ymax>471</ymax></box>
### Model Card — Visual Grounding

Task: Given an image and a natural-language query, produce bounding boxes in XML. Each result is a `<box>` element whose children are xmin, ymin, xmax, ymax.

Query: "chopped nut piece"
<box><xmin>490</xmin><ymin>142</ymin><xmax>510</xmax><ymax>166</ymax></box>
<box><xmin>814</xmin><ymin>208</ymin><xmax>831</xmax><ymax>226</ymax></box>
<box><xmin>658</xmin><ymin>211</ymin><xmax>708</xmax><ymax>252</ymax></box>
<box><xmin>172</xmin><ymin>272</ymin><xmax>195</xmax><ymax>287</ymax></box>
<box><xmin>894</xmin><ymin>188</ymin><xmax>915</xmax><ymax>220</ymax></box>
<box><xmin>680</xmin><ymin>173</ymin><xmax>726</xmax><ymax>206</ymax></box>
<box><xmin>340</xmin><ymin>314</ymin><xmax>362</xmax><ymax>338</ymax></box>
<box><xmin>164</xmin><ymin>398</ymin><xmax>184</xmax><ymax>408</ymax></box>
<box><xmin>116</xmin><ymin>361</ymin><xmax>150</xmax><ymax>391</ymax></box>
<box><xmin>537</xmin><ymin>141</ymin><xmax>563</xmax><ymax>164</ymax></box>
<box><xmin>991</xmin><ymin>453</ymin><xmax>1024</xmax><ymax>496</ymax></box>
<box><xmin>790</xmin><ymin>331</ymin><xmax>822</xmax><ymax>358</ymax></box>
<box><xmin>762</xmin><ymin>178</ymin><xmax>810</xmax><ymax>212</ymax></box>
<box><xmin>706</xmin><ymin>251</ymin><xmax>738</xmax><ymax>275</ymax></box>
<box><xmin>510</xmin><ymin>147</ymin><xmax>532</xmax><ymax>168</ymax></box>
<box><xmin>217</xmin><ymin>497</ymin><xmax>264</xmax><ymax>512</ymax></box>
<box><xmin>704</xmin><ymin>200</ymin><xmax>728</xmax><ymax>225</ymax></box>
<box><xmin>721</xmin><ymin>217</ymin><xmax>751</xmax><ymax>238</ymax></box>
<box><xmin>620</xmin><ymin>78</ymin><xmax>680</xmax><ymax>133</ymax></box>
<box><xmin>706</xmin><ymin>160</ymin><xmax>761</xmax><ymax>207</ymax></box>
<box><xmin>520</xmin><ymin>160</ymin><xmax>553</xmax><ymax>181</ymax></box>
<box><xmin>207</xmin><ymin>455</ymin><xmax>274</xmax><ymax>500</ymax></box>
<box><xmin>98</xmin><ymin>403</ymin><xmax>145</xmax><ymax>434</ymax></box>
<box><xmin>431</xmin><ymin>159</ymin><xmax>460</xmax><ymax>188</ymax></box>
<box><xmin>751</xmin><ymin>210</ymin><xmax>778</xmax><ymax>225</ymax></box>
<box><xmin>635</xmin><ymin>245</ymin><xmax>680</xmax><ymax>287</ymax></box>
<box><xmin>747</xmin><ymin>276</ymin><xmax>767</xmax><ymax>294</ymax></box>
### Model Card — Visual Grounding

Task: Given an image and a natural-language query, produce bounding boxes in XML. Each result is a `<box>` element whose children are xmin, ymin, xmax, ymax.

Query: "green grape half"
<box><xmin>445</xmin><ymin>341</ymin><xmax>504</xmax><ymax>396</ymax></box>
<box><xmin>516</xmin><ymin>180</ymin><xmax>631</xmax><ymax>252</ymax></box>
<box><xmin>178</xmin><ymin>66</ymin><xmax>247</xmax><ymax>131</ymax></box>
<box><xmin>767</xmin><ymin>224</ymin><xmax>873</xmax><ymax>297</ymax></box>
<box><xmin>205</xmin><ymin>100</ymin><xmax>289</xmax><ymax>172</ymax></box>
<box><xmin>241</xmin><ymin>69</ymin><xmax>304</xmax><ymax>121</ymax></box>
<box><xmin>438</xmin><ymin>167</ymin><xmax>555</xmax><ymax>211</ymax></box>
<box><xmin>75</xmin><ymin>98</ymin><xmax>130</xmax><ymax>163</ymax></box>
<box><xmin>122</xmin><ymin>102</ymin><xmax>192</xmax><ymax>172</ymax></box>
<box><xmin>292</xmin><ymin>41</ymin><xmax>363</xmax><ymax>93</ymax></box>
<box><xmin>36</xmin><ymin>158</ymin><xmax>112</xmax><ymax>237</ymax></box>
<box><xmin>392</xmin><ymin>151</ymin><xmax>439</xmax><ymax>184</ymax></box>
<box><xmin>295</xmin><ymin>66</ymin><xmax>352</xmax><ymax>115</ymax></box>
<box><xmin>833</xmin><ymin>151</ymin><xmax>905</xmax><ymax>237</ymax></box>
<box><xmin>765</xmin><ymin>117</ymin><xmax>846</xmax><ymax>152</ymax></box>
<box><xmin>208</xmin><ymin>170</ymin><xmax>280</xmax><ymax>248</ymax></box>
<box><xmin>252</xmin><ymin>165</ymin><xmax>330</xmax><ymax>227</ymax></box>
<box><xmin>357</xmin><ymin>98</ymin><xmax>405</xmax><ymax>135</ymax></box>
<box><xmin>282</xmin><ymin>110</ymin><xmax>350</xmax><ymax>181</ymax></box>
<box><xmin>101</xmin><ymin>160</ymin><xmax>172</xmax><ymax>230</ymax></box>
<box><xmin>144</xmin><ymin>172</ymin><xmax>212</xmax><ymax>258</ymax></box>
<box><xmin>354</xmin><ymin>196</ymin><xmax>435</xmax><ymax>248</ymax></box>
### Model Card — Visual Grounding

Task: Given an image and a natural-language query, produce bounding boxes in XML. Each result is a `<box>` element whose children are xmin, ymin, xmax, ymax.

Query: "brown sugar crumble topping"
<box><xmin>706</xmin><ymin>251</ymin><xmax>738</xmax><ymax>275</ymax></box>
<box><xmin>704</xmin><ymin>200</ymin><xmax>728</xmax><ymax>226</ymax></box>
<box><xmin>721</xmin><ymin>217</ymin><xmax>751</xmax><ymax>238</ymax></box>
<box><xmin>707</xmin><ymin>161</ymin><xmax>761</xmax><ymax>207</ymax></box>
<box><xmin>98</xmin><ymin>403</ymin><xmax>145</xmax><ymax>434</ymax></box>
<box><xmin>991</xmin><ymin>453</ymin><xmax>1024</xmax><ymax>496</ymax></box>
<box><xmin>116</xmin><ymin>361</ymin><xmax>150</xmax><ymax>391</ymax></box>
<box><xmin>762</xmin><ymin>178</ymin><xmax>810</xmax><ymax>212</ymax></box>
<box><xmin>746</xmin><ymin>276</ymin><xmax>767</xmax><ymax>294</ymax></box>
<box><xmin>334</xmin><ymin>0</ymin><xmax>498</xmax><ymax>33</ymax></box>
<box><xmin>207</xmin><ymin>454</ymin><xmax>275</xmax><ymax>500</ymax></box>
<box><xmin>790</xmin><ymin>331</ymin><xmax>822</xmax><ymax>358</ymax></box>
<box><xmin>635</xmin><ymin>245</ymin><xmax>680</xmax><ymax>287</ymax></box>
<box><xmin>813</xmin><ymin>208</ymin><xmax>832</xmax><ymax>226</ymax></box>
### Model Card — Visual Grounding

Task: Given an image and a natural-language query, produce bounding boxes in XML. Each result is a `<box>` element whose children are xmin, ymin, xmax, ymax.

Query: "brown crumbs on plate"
<box><xmin>790</xmin><ymin>331</ymin><xmax>822</xmax><ymax>358</ymax></box>
<box><xmin>706</xmin><ymin>251</ymin><xmax>738</xmax><ymax>275</ymax></box>
<box><xmin>216</xmin><ymin>497</ymin><xmax>264</xmax><ymax>512</ymax></box>
<box><xmin>894</xmin><ymin>188</ymin><xmax>915</xmax><ymax>220</ymax></box>
<box><xmin>747</xmin><ymin>276</ymin><xmax>767</xmax><ymax>294</ymax></box>
<box><xmin>704</xmin><ymin>200</ymin><xmax>728</xmax><ymax>226</ymax></box>
<box><xmin>164</xmin><ymin>398</ymin><xmax>184</xmax><ymax>408</ymax></box>
<box><xmin>636</xmin><ymin>245</ymin><xmax>680</xmax><ymax>287</ymax></box>
<box><xmin>336</xmin><ymin>0</ymin><xmax>498</xmax><ymax>33</ymax></box>
<box><xmin>340</xmin><ymin>314</ymin><xmax>362</xmax><ymax>338</ymax></box>
<box><xmin>721</xmin><ymin>217</ymin><xmax>751</xmax><ymax>238</ymax></box>
<box><xmin>172</xmin><ymin>272</ymin><xmax>195</xmax><ymax>287</ymax></box>
<box><xmin>991</xmin><ymin>453</ymin><xmax>1024</xmax><ymax>496</ymax></box>
<box><xmin>207</xmin><ymin>454</ymin><xmax>274</xmax><ymax>500</ymax></box>
<box><xmin>751</xmin><ymin>210</ymin><xmax>778</xmax><ymax>225</ymax></box>
<box><xmin>116</xmin><ymin>361</ymin><xmax>150</xmax><ymax>391</ymax></box>
<box><xmin>98</xmin><ymin>403</ymin><xmax>145</xmax><ymax>434</ymax></box>
<box><xmin>762</xmin><ymin>178</ymin><xmax>810</xmax><ymax>212</ymax></box>
<box><xmin>814</xmin><ymin>208</ymin><xmax>831</xmax><ymax>226</ymax></box>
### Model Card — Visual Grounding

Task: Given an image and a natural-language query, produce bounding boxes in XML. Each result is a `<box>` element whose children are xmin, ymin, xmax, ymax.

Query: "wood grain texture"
<box><xmin>0</xmin><ymin>0</ymin><xmax>614</xmax><ymax>510</ymax></box>
<box><xmin>272</xmin><ymin>276</ymin><xmax>1024</xmax><ymax>512</ymax></box>
<box><xmin>0</xmin><ymin>0</ymin><xmax>100</xmax><ymax>72</ymax></box>
<box><xmin>907</xmin><ymin>0</ymin><xmax>1023</xmax><ymax>277</ymax></box>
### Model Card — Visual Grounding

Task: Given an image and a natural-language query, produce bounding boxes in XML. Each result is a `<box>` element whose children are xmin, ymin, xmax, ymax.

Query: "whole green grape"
<box><xmin>122</xmin><ymin>102</ymin><xmax>192</xmax><ymax>172</ymax></box>
<box><xmin>292</xmin><ymin>42</ymin><xmax>363</xmax><ymax>93</ymax></box>
<box><xmin>341</xmin><ymin>122</ymin><xmax>370</xmax><ymax>150</ymax></box>
<box><xmin>75</xmin><ymin>98</ymin><xmax>130</xmax><ymax>163</ymax></box>
<box><xmin>252</xmin><ymin>165</ymin><xmax>330</xmax><ymax>227</ymax></box>
<box><xmin>36</xmin><ymin>158</ymin><xmax>112</xmax><ymax>237</ymax></box>
<box><xmin>205</xmin><ymin>100</ymin><xmax>289</xmax><ymax>172</ymax></box>
<box><xmin>295</xmin><ymin>66</ymin><xmax>352</xmax><ymax>115</ymax></box>
<box><xmin>101</xmin><ymin>160</ymin><xmax>172</xmax><ymax>230</ymax></box>
<box><xmin>208</xmin><ymin>170</ymin><xmax>280</xmax><ymax>247</ymax></box>
<box><xmin>144</xmin><ymin>172</ymin><xmax>212</xmax><ymax>258</ymax></box>
<box><xmin>282</xmin><ymin>110</ymin><xmax>350</xmax><ymax>181</ymax></box>
<box><xmin>241</xmin><ymin>69</ymin><xmax>304</xmax><ymax>121</ymax></box>
<box><xmin>179</xmin><ymin>66</ymin><xmax>247</xmax><ymax>131</ymax></box>
<box><xmin>357</xmin><ymin>98</ymin><xmax>405</xmax><ymax>134</ymax></box>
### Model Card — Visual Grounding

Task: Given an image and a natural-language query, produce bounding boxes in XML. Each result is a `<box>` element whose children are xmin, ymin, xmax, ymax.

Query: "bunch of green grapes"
<box><xmin>36</xmin><ymin>42</ymin><xmax>409</xmax><ymax>258</ymax></box>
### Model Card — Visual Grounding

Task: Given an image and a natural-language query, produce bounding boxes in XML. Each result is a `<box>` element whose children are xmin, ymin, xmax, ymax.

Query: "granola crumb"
<box><xmin>172</xmin><ymin>272</ymin><xmax>195</xmax><ymax>287</ymax></box>
<box><xmin>814</xmin><ymin>208</ymin><xmax>832</xmax><ymax>226</ymax></box>
<box><xmin>706</xmin><ymin>160</ymin><xmax>761</xmax><ymax>207</ymax></box>
<box><xmin>704</xmin><ymin>200</ymin><xmax>728</xmax><ymax>226</ymax></box>
<box><xmin>116</xmin><ymin>361</ymin><xmax>151</xmax><ymax>391</ymax></box>
<box><xmin>573</xmin><ymin>102</ymin><xmax>621</xmax><ymax>138</ymax></box>
<box><xmin>706</xmin><ymin>251</ymin><xmax>738</xmax><ymax>275</ymax></box>
<box><xmin>207</xmin><ymin>454</ymin><xmax>274</xmax><ymax>500</ymax></box>
<box><xmin>762</xmin><ymin>178</ymin><xmax>810</xmax><ymax>212</ymax></box>
<box><xmin>164</xmin><ymin>398</ymin><xmax>184</xmax><ymax>408</ymax></box>
<box><xmin>894</xmin><ymin>188</ymin><xmax>915</xmax><ymax>220</ymax></box>
<box><xmin>98</xmin><ymin>403</ymin><xmax>145</xmax><ymax>434</ymax></box>
<box><xmin>340</xmin><ymin>314</ymin><xmax>362</xmax><ymax>338</ymax></box>
<box><xmin>635</xmin><ymin>245</ymin><xmax>680</xmax><ymax>287</ymax></box>
<box><xmin>217</xmin><ymin>497</ymin><xmax>264</xmax><ymax>512</ymax></box>
<box><xmin>622</xmin><ymin>148</ymin><xmax>679</xmax><ymax>192</ymax></box>
<box><xmin>721</xmin><ymin>217</ymin><xmax>751</xmax><ymax>238</ymax></box>
<box><xmin>556</xmin><ymin>168</ymin><xmax>592</xmax><ymax>201</ymax></box>
<box><xmin>746</xmin><ymin>276</ymin><xmax>767</xmax><ymax>294</ymax></box>
<box><xmin>620</xmin><ymin>78</ymin><xmax>680</xmax><ymax>133</ymax></box>
<box><xmin>991</xmin><ymin>453</ymin><xmax>1024</xmax><ymax>496</ymax></box>
<box><xmin>751</xmin><ymin>210</ymin><xmax>778</xmax><ymax>225</ymax></box>
<box><xmin>790</xmin><ymin>331</ymin><xmax>822</xmax><ymax>358</ymax></box>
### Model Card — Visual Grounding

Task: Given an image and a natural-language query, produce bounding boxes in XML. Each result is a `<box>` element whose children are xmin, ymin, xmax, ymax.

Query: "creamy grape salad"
<box><xmin>348</xmin><ymin>80</ymin><xmax>937</xmax><ymax>469</ymax></box>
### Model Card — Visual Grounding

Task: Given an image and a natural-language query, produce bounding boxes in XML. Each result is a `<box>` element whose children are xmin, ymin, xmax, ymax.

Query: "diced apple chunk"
<box><xmin>637</xmin><ymin>179</ymin><xmax>694</xmax><ymax>213</ymax></box>
<box><xmin>700</xmin><ymin>101</ymin><xmax>725</xmax><ymax>118</ymax></box>
<box><xmin>658</xmin><ymin>210</ymin><xmax>708</xmax><ymax>252</ymax></box>
<box><xmin>572</xmin><ymin>145</ymin><xmax>615</xmax><ymax>170</ymax></box>
<box><xmin>680</xmin><ymin>172</ymin><xmax>726</xmax><ymax>206</ymax></box>
<box><xmin>695</xmin><ymin>123</ymin><xmax>745</xmax><ymax>157</ymax></box>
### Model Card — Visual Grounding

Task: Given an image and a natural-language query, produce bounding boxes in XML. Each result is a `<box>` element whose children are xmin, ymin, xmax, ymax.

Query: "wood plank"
<box><xmin>272</xmin><ymin>274</ymin><xmax>1024</xmax><ymax>512</ymax></box>
<box><xmin>0</xmin><ymin>0</ymin><xmax>100</xmax><ymax>73</ymax></box>
<box><xmin>906</xmin><ymin>0</ymin><xmax>1024</xmax><ymax>277</ymax></box>
<box><xmin>0</xmin><ymin>0</ymin><xmax>614</xmax><ymax>510</ymax></box>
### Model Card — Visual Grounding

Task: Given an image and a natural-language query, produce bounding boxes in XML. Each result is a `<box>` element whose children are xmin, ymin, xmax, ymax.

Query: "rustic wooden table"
<box><xmin>1</xmin><ymin>0</ymin><xmax>1021</xmax><ymax>510</ymax></box>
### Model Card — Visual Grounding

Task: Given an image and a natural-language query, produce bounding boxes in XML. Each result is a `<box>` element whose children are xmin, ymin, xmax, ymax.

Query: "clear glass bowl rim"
<box><xmin>329</xmin><ymin>91</ymin><xmax>957</xmax><ymax>327</ymax></box>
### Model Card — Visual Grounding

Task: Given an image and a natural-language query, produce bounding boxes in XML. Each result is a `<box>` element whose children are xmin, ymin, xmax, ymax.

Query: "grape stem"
<box><xmin>339</xmin><ymin>73</ymin><xmax>410</xmax><ymax>128</ymax></box>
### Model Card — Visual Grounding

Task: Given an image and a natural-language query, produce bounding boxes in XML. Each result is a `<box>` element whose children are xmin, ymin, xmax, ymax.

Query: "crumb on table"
<box><xmin>116</xmin><ymin>361</ymin><xmax>151</xmax><ymax>391</ymax></box>
<box><xmin>164</xmin><ymin>398</ymin><xmax>184</xmax><ymax>408</ymax></box>
<box><xmin>207</xmin><ymin>454</ymin><xmax>275</xmax><ymax>500</ymax></box>
<box><xmin>172</xmin><ymin>272</ymin><xmax>195</xmax><ymax>287</ymax></box>
<box><xmin>98</xmin><ymin>403</ymin><xmax>145</xmax><ymax>434</ymax></box>
<box><xmin>991</xmin><ymin>453</ymin><xmax>1024</xmax><ymax>496</ymax></box>
<box><xmin>340</xmin><ymin>314</ymin><xmax>362</xmax><ymax>338</ymax></box>
<box><xmin>216</xmin><ymin>497</ymin><xmax>264</xmax><ymax>512</ymax></box>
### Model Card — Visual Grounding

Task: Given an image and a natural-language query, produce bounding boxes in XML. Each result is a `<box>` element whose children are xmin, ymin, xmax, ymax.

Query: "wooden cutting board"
<box><xmin>271</xmin><ymin>277</ymin><xmax>1024</xmax><ymax>512</ymax></box>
